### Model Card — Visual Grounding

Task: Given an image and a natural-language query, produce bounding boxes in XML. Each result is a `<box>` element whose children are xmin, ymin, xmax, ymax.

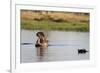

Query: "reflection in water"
<box><xmin>37</xmin><ymin>47</ymin><xmax>45</xmax><ymax>56</ymax></box>
<box><xmin>36</xmin><ymin>46</ymin><xmax>47</xmax><ymax>61</ymax></box>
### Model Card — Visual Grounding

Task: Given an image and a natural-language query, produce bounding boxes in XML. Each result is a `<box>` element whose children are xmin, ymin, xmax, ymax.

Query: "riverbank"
<box><xmin>21</xmin><ymin>10</ymin><xmax>89</xmax><ymax>32</ymax></box>
<box><xmin>21</xmin><ymin>20</ymin><xmax>89</xmax><ymax>32</ymax></box>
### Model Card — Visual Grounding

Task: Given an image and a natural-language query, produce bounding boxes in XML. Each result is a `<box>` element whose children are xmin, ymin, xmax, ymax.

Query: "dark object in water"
<box><xmin>35</xmin><ymin>44</ymin><xmax>42</xmax><ymax>47</ymax></box>
<box><xmin>78</xmin><ymin>49</ymin><xmax>88</xmax><ymax>54</ymax></box>
<box><xmin>21</xmin><ymin>43</ymin><xmax>33</xmax><ymax>45</ymax></box>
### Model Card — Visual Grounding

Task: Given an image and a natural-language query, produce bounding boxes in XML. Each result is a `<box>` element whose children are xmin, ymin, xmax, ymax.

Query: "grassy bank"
<box><xmin>21</xmin><ymin>20</ymin><xmax>89</xmax><ymax>32</ymax></box>
<box><xmin>21</xmin><ymin>10</ymin><xmax>89</xmax><ymax>32</ymax></box>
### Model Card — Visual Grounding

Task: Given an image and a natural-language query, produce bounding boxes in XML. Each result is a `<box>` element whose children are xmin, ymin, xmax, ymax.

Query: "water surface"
<box><xmin>21</xmin><ymin>30</ymin><xmax>89</xmax><ymax>63</ymax></box>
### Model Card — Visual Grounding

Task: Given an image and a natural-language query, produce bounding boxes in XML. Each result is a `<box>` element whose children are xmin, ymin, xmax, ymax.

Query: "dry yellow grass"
<box><xmin>21</xmin><ymin>10</ymin><xmax>89</xmax><ymax>23</ymax></box>
<box><xmin>21</xmin><ymin>11</ymin><xmax>44</xmax><ymax>20</ymax></box>
<box><xmin>47</xmin><ymin>12</ymin><xmax>89</xmax><ymax>22</ymax></box>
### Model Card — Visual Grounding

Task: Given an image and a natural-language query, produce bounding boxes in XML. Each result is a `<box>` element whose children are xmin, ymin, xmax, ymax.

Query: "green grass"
<box><xmin>21</xmin><ymin>20</ymin><xmax>89</xmax><ymax>32</ymax></box>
